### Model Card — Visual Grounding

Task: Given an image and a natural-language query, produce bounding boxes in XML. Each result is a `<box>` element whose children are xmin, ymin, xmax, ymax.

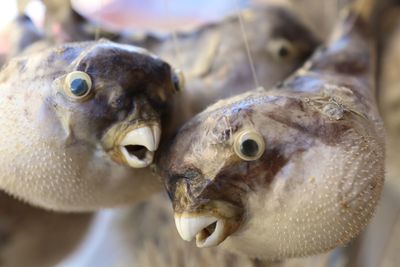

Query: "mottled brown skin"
<box><xmin>165</xmin><ymin>12</ymin><xmax>378</xmax><ymax>214</ymax></box>
<box><xmin>160</xmin><ymin>1</ymin><xmax>385</xmax><ymax>260</ymax></box>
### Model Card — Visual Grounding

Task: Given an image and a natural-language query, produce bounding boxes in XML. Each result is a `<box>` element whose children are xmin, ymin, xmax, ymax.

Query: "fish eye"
<box><xmin>233</xmin><ymin>130</ymin><xmax>265</xmax><ymax>161</ymax></box>
<box><xmin>172</xmin><ymin>68</ymin><xmax>185</xmax><ymax>92</ymax></box>
<box><xmin>64</xmin><ymin>71</ymin><xmax>92</xmax><ymax>100</ymax></box>
<box><xmin>267</xmin><ymin>39</ymin><xmax>296</xmax><ymax>60</ymax></box>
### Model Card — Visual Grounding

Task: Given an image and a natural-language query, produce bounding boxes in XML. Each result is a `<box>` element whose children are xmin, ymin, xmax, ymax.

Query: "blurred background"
<box><xmin>0</xmin><ymin>0</ymin><xmax>248</xmax><ymax>33</ymax></box>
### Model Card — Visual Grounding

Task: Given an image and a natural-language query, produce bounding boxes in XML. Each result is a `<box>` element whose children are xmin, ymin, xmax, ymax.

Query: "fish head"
<box><xmin>47</xmin><ymin>40</ymin><xmax>183</xmax><ymax>168</ymax></box>
<box><xmin>0</xmin><ymin>39</ymin><xmax>184</xmax><ymax>210</ymax></box>
<box><xmin>160</xmin><ymin>90</ymin><xmax>384</xmax><ymax>259</ymax></box>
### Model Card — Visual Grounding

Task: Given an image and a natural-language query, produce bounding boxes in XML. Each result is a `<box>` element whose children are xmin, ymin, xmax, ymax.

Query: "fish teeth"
<box><xmin>174</xmin><ymin>216</ymin><xmax>183</xmax><ymax>238</ymax></box>
<box><xmin>174</xmin><ymin>215</ymin><xmax>219</xmax><ymax>243</ymax></box>
<box><xmin>152</xmin><ymin>125</ymin><xmax>161</xmax><ymax>149</ymax></box>
<box><xmin>120</xmin><ymin>147</ymin><xmax>154</xmax><ymax>168</ymax></box>
<box><xmin>121</xmin><ymin>126</ymin><xmax>156</xmax><ymax>151</ymax></box>
<box><xmin>196</xmin><ymin>219</ymin><xmax>225</xmax><ymax>248</ymax></box>
<box><xmin>119</xmin><ymin>126</ymin><xmax>161</xmax><ymax>168</ymax></box>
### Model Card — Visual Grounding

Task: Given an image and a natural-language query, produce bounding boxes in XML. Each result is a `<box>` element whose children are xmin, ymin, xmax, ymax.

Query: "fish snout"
<box><xmin>173</xmin><ymin>201</ymin><xmax>242</xmax><ymax>248</ymax></box>
<box><xmin>101</xmin><ymin>95</ymin><xmax>164</xmax><ymax>168</ymax></box>
<box><xmin>119</xmin><ymin>124</ymin><xmax>161</xmax><ymax>168</ymax></box>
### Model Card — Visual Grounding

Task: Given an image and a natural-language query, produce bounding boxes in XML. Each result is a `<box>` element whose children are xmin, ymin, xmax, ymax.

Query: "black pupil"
<box><xmin>240</xmin><ymin>139</ymin><xmax>259</xmax><ymax>158</ymax></box>
<box><xmin>70</xmin><ymin>78</ymin><xmax>89</xmax><ymax>96</ymax></box>
<box><xmin>278</xmin><ymin>46</ymin><xmax>289</xmax><ymax>58</ymax></box>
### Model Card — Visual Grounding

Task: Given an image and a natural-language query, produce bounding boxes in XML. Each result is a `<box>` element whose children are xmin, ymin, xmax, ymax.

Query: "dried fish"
<box><xmin>0</xmin><ymin>39</ymin><xmax>181</xmax><ymax>211</ymax></box>
<box><xmin>161</xmin><ymin>0</ymin><xmax>385</xmax><ymax>260</ymax></box>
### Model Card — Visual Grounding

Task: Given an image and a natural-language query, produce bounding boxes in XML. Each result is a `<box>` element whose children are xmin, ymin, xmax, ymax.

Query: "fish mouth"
<box><xmin>119</xmin><ymin>125</ymin><xmax>161</xmax><ymax>168</ymax></box>
<box><xmin>174</xmin><ymin>203</ymin><xmax>241</xmax><ymax>248</ymax></box>
<box><xmin>174</xmin><ymin>215</ymin><xmax>228</xmax><ymax>248</ymax></box>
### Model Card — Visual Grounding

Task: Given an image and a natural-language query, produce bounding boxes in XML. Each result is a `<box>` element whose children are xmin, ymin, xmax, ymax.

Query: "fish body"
<box><xmin>161</xmin><ymin>0</ymin><xmax>385</xmax><ymax>260</ymax></box>
<box><xmin>0</xmin><ymin>39</ymin><xmax>180</xmax><ymax>211</ymax></box>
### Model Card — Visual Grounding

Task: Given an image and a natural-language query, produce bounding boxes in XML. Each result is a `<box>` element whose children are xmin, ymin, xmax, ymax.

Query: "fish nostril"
<box><xmin>109</xmin><ymin>93</ymin><xmax>132</xmax><ymax>110</ymax></box>
<box><xmin>183</xmin><ymin>169</ymin><xmax>202</xmax><ymax>180</ymax></box>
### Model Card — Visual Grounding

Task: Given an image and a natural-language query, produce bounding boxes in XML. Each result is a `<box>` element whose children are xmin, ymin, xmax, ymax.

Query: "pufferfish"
<box><xmin>0</xmin><ymin>39</ymin><xmax>182</xmax><ymax>211</ymax></box>
<box><xmin>160</xmin><ymin>0</ymin><xmax>385</xmax><ymax>260</ymax></box>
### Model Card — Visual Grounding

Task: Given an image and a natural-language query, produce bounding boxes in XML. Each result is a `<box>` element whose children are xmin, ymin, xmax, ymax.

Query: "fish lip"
<box><xmin>118</xmin><ymin>125</ymin><xmax>161</xmax><ymax>168</ymax></box>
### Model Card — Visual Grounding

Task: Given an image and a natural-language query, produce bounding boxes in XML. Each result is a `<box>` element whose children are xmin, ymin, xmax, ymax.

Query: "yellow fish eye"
<box><xmin>233</xmin><ymin>130</ymin><xmax>265</xmax><ymax>161</ymax></box>
<box><xmin>64</xmin><ymin>71</ymin><xmax>92</xmax><ymax>100</ymax></box>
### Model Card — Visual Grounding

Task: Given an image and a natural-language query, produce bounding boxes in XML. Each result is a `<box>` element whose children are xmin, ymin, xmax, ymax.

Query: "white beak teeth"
<box><xmin>121</xmin><ymin>126</ymin><xmax>156</xmax><ymax>151</ymax></box>
<box><xmin>196</xmin><ymin>219</ymin><xmax>225</xmax><ymax>248</ymax></box>
<box><xmin>174</xmin><ymin>214</ymin><xmax>226</xmax><ymax>248</ymax></box>
<box><xmin>119</xmin><ymin>125</ymin><xmax>161</xmax><ymax>168</ymax></box>
<box><xmin>152</xmin><ymin>125</ymin><xmax>161</xmax><ymax>149</ymax></box>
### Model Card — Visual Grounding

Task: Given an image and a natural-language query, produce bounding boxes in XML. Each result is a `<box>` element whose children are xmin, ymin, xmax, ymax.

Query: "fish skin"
<box><xmin>0</xmin><ymin>39</ymin><xmax>178</xmax><ymax>211</ymax></box>
<box><xmin>160</xmin><ymin>0</ymin><xmax>385</xmax><ymax>260</ymax></box>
